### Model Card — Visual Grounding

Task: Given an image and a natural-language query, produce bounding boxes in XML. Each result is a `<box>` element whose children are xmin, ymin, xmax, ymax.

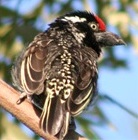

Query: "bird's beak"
<box><xmin>94</xmin><ymin>31</ymin><xmax>126</xmax><ymax>46</ymax></box>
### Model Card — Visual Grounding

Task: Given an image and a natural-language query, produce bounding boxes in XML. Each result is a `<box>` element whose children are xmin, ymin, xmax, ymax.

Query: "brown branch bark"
<box><xmin>0</xmin><ymin>79</ymin><xmax>87</xmax><ymax>140</ymax></box>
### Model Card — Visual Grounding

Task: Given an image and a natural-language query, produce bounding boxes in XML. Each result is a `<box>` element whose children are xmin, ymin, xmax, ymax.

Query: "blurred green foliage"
<box><xmin>0</xmin><ymin>0</ymin><xmax>138</xmax><ymax>139</ymax></box>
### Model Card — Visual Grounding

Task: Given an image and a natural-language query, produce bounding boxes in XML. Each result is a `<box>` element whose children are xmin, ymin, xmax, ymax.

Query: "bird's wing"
<box><xmin>67</xmin><ymin>47</ymin><xmax>98</xmax><ymax>116</ymax></box>
<box><xmin>12</xmin><ymin>32</ymin><xmax>54</xmax><ymax>94</ymax></box>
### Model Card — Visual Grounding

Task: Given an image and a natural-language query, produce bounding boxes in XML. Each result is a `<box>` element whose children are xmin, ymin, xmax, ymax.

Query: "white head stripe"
<box><xmin>64</xmin><ymin>16</ymin><xmax>86</xmax><ymax>23</ymax></box>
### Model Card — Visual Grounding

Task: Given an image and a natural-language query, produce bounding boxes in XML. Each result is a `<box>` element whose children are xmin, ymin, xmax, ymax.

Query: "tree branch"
<box><xmin>0</xmin><ymin>79</ymin><xmax>87</xmax><ymax>140</ymax></box>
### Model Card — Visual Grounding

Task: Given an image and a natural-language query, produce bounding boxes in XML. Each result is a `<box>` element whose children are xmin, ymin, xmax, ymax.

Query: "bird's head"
<box><xmin>54</xmin><ymin>11</ymin><xmax>125</xmax><ymax>55</ymax></box>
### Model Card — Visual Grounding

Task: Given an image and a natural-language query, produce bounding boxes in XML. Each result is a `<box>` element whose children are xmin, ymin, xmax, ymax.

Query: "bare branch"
<box><xmin>0</xmin><ymin>79</ymin><xmax>87</xmax><ymax>140</ymax></box>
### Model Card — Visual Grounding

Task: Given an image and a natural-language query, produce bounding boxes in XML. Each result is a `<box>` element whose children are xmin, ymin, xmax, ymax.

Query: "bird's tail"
<box><xmin>39</xmin><ymin>94</ymin><xmax>70</xmax><ymax>140</ymax></box>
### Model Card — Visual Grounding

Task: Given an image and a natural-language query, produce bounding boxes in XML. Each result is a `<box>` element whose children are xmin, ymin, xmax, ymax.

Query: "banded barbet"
<box><xmin>12</xmin><ymin>11</ymin><xmax>125</xmax><ymax>140</ymax></box>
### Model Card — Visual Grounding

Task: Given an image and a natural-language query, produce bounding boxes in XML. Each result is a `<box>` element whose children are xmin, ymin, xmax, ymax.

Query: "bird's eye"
<box><xmin>90</xmin><ymin>23</ymin><xmax>98</xmax><ymax>31</ymax></box>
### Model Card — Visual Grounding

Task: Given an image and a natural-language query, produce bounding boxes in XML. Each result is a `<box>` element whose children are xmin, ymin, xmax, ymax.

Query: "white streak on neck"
<box><xmin>63</xmin><ymin>16</ymin><xmax>86</xmax><ymax>23</ymax></box>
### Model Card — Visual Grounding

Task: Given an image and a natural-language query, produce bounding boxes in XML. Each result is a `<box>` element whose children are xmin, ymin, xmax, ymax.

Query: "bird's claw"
<box><xmin>16</xmin><ymin>92</ymin><xmax>27</xmax><ymax>104</ymax></box>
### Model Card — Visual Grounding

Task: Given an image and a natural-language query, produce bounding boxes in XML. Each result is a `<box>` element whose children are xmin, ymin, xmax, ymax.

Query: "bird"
<box><xmin>11</xmin><ymin>11</ymin><xmax>125</xmax><ymax>140</ymax></box>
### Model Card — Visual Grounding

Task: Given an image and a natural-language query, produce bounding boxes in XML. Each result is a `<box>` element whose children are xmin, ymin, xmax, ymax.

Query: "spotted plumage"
<box><xmin>12</xmin><ymin>11</ymin><xmax>125</xmax><ymax>139</ymax></box>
